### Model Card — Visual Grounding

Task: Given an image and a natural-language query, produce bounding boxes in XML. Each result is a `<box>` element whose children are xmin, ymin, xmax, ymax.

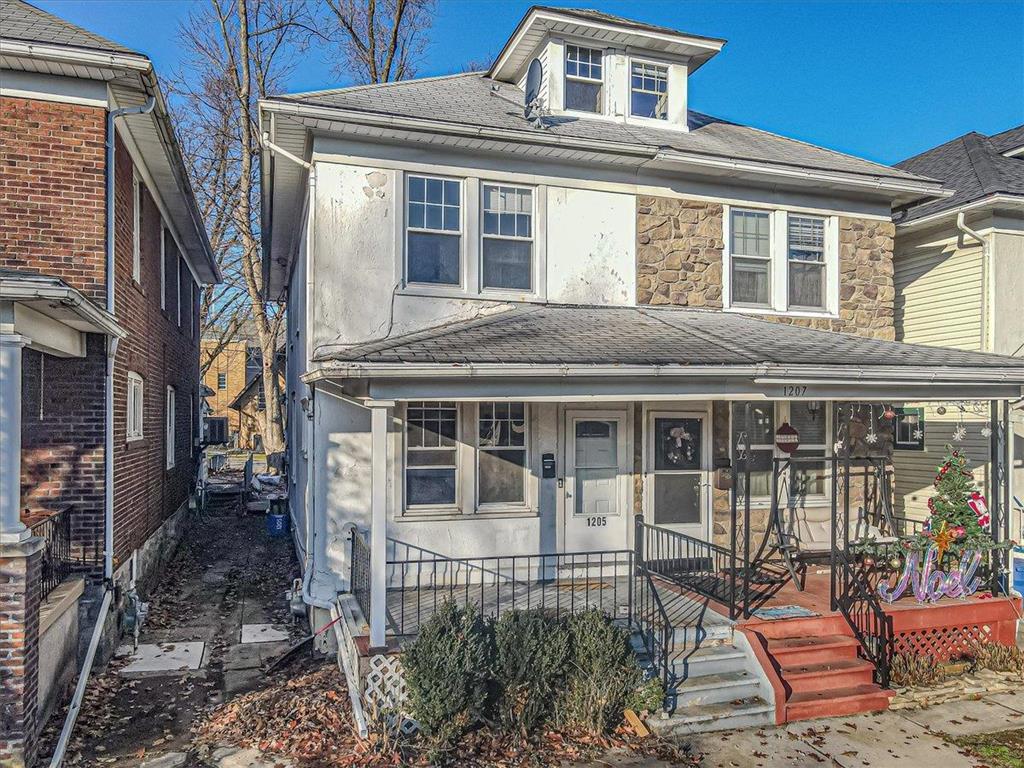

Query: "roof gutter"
<box><xmin>0</xmin><ymin>281</ymin><xmax>126</xmax><ymax>338</ymax></box>
<box><xmin>895</xmin><ymin>194</ymin><xmax>1024</xmax><ymax>231</ymax></box>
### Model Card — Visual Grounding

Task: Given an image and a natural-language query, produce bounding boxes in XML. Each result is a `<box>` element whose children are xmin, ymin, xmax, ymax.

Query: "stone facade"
<box><xmin>636</xmin><ymin>197</ymin><xmax>724</xmax><ymax>308</ymax></box>
<box><xmin>635</xmin><ymin>195</ymin><xmax>897</xmax><ymax>342</ymax></box>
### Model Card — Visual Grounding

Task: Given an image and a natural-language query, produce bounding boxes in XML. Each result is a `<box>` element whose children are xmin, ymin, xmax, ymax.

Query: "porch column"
<box><xmin>0</xmin><ymin>333</ymin><xmax>29</xmax><ymax>544</ymax></box>
<box><xmin>368</xmin><ymin>400</ymin><xmax>393</xmax><ymax>650</ymax></box>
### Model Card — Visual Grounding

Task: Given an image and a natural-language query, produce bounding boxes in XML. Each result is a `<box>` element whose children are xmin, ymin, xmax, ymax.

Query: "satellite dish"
<box><xmin>524</xmin><ymin>57</ymin><xmax>543</xmax><ymax>118</ymax></box>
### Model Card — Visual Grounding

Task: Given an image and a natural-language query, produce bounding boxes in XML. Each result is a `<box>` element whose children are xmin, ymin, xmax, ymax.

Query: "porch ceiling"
<box><xmin>310</xmin><ymin>304</ymin><xmax>1024</xmax><ymax>402</ymax></box>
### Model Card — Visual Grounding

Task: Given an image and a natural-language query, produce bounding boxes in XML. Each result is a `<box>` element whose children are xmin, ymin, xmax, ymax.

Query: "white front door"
<box><xmin>645</xmin><ymin>411</ymin><xmax>709</xmax><ymax>540</ymax></box>
<box><xmin>564</xmin><ymin>411</ymin><xmax>630</xmax><ymax>552</ymax></box>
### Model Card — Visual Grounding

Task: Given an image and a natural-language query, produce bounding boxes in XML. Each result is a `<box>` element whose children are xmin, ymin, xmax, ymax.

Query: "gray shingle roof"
<box><xmin>0</xmin><ymin>0</ymin><xmax>139</xmax><ymax>54</ymax></box>
<box><xmin>894</xmin><ymin>127</ymin><xmax>1024</xmax><ymax>222</ymax></box>
<box><xmin>277</xmin><ymin>73</ymin><xmax>927</xmax><ymax>184</ymax></box>
<box><xmin>317</xmin><ymin>303</ymin><xmax>1024</xmax><ymax>371</ymax></box>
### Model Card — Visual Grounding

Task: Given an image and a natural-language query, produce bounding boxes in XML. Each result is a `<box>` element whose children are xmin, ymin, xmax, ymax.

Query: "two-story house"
<box><xmin>0</xmin><ymin>1</ymin><xmax>218</xmax><ymax>763</ymax></box>
<box><xmin>889</xmin><ymin>126</ymin><xmax>1024</xmax><ymax>527</ymax></box>
<box><xmin>260</xmin><ymin>6</ymin><xmax>1024</xmax><ymax>732</ymax></box>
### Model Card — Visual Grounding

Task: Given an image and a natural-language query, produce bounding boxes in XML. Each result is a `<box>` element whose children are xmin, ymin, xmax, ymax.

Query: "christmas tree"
<box><xmin>913</xmin><ymin>449</ymin><xmax>1003</xmax><ymax>568</ymax></box>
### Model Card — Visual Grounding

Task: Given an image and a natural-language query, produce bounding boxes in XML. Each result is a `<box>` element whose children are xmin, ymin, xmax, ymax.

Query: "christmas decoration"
<box><xmin>878</xmin><ymin>546</ymin><xmax>983</xmax><ymax>604</ymax></box>
<box><xmin>833</xmin><ymin>439</ymin><xmax>845</xmax><ymax>454</ymax></box>
<box><xmin>774</xmin><ymin>423</ymin><xmax>800</xmax><ymax>454</ymax></box>
<box><xmin>980</xmin><ymin>425</ymin><xmax>993</xmax><ymax>438</ymax></box>
<box><xmin>952</xmin><ymin>425</ymin><xmax>967</xmax><ymax>441</ymax></box>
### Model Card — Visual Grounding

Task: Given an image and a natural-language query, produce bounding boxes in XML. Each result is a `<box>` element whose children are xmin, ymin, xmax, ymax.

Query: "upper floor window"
<box><xmin>217</xmin><ymin>372</ymin><xmax>227</xmax><ymax>390</ymax></box>
<box><xmin>127</xmin><ymin>371</ymin><xmax>144</xmax><ymax>441</ymax></box>
<box><xmin>406</xmin><ymin>175</ymin><xmax>461</xmax><ymax>285</ymax></box>
<box><xmin>630</xmin><ymin>62</ymin><xmax>668</xmax><ymax>120</ymax></box>
<box><xmin>482</xmin><ymin>185</ymin><xmax>533</xmax><ymax>291</ymax></box>
<box><xmin>730</xmin><ymin>209</ymin><xmax>771</xmax><ymax>307</ymax></box>
<box><xmin>565</xmin><ymin>45</ymin><xmax>603</xmax><ymax>113</ymax></box>
<box><xmin>787</xmin><ymin>215</ymin><xmax>826</xmax><ymax>310</ymax></box>
<box><xmin>132</xmin><ymin>172</ymin><xmax>142</xmax><ymax>282</ymax></box>
<box><xmin>159</xmin><ymin>224</ymin><xmax>166</xmax><ymax>310</ymax></box>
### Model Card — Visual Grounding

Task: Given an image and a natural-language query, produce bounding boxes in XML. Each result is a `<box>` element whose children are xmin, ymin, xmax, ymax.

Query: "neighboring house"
<box><xmin>201</xmin><ymin>336</ymin><xmax>264</xmax><ymax>447</ymax></box>
<box><xmin>0</xmin><ymin>1</ymin><xmax>218</xmax><ymax>763</ymax></box>
<box><xmin>261</xmin><ymin>7</ymin><xmax>1024</xmax><ymax>731</ymax></box>
<box><xmin>890</xmin><ymin>126</ymin><xmax>1024</xmax><ymax>524</ymax></box>
<box><xmin>227</xmin><ymin>366</ymin><xmax>285</xmax><ymax>452</ymax></box>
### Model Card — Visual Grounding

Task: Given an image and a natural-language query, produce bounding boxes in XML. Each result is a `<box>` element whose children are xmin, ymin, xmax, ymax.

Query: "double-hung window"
<box><xmin>729</xmin><ymin>209</ymin><xmax>772</xmax><ymax>306</ymax></box>
<box><xmin>477</xmin><ymin>402</ymin><xmax>528</xmax><ymax>507</ymax></box>
<box><xmin>132</xmin><ymin>172</ymin><xmax>142</xmax><ymax>283</ymax></box>
<box><xmin>127</xmin><ymin>372</ymin><xmax>144</xmax><ymax>441</ymax></box>
<box><xmin>564</xmin><ymin>45</ymin><xmax>603</xmax><ymax>113</ymax></box>
<box><xmin>894</xmin><ymin>407</ymin><xmax>925</xmax><ymax>450</ymax></box>
<box><xmin>730</xmin><ymin>402</ymin><xmax>775</xmax><ymax>500</ymax></box>
<box><xmin>482</xmin><ymin>185</ymin><xmax>533</xmax><ymax>291</ymax></box>
<box><xmin>787</xmin><ymin>215</ymin><xmax>826</xmax><ymax>310</ymax></box>
<box><xmin>630</xmin><ymin>62</ymin><xmax>668</xmax><ymax>120</ymax></box>
<box><xmin>405</xmin><ymin>402</ymin><xmax>458</xmax><ymax>508</ymax></box>
<box><xmin>166</xmin><ymin>386</ymin><xmax>176</xmax><ymax>469</ymax></box>
<box><xmin>406</xmin><ymin>175</ymin><xmax>461</xmax><ymax>285</ymax></box>
<box><xmin>788</xmin><ymin>401</ymin><xmax>828</xmax><ymax>498</ymax></box>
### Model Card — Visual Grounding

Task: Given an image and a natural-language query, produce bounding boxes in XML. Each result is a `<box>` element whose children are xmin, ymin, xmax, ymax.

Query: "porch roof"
<box><xmin>314</xmin><ymin>303</ymin><xmax>1024</xmax><ymax>380</ymax></box>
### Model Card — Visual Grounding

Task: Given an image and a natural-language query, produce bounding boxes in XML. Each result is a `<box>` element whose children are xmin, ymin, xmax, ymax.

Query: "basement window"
<box><xmin>564</xmin><ymin>45</ymin><xmax>603</xmax><ymax>113</ymax></box>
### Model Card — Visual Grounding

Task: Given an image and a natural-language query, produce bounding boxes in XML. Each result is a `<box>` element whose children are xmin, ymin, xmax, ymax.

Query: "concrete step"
<box><xmin>780</xmin><ymin>657</ymin><xmax>876</xmax><ymax>694</ymax></box>
<box><xmin>785</xmin><ymin>683</ymin><xmax>894</xmax><ymax>722</ymax></box>
<box><xmin>675</xmin><ymin>669</ymin><xmax>762</xmax><ymax>708</ymax></box>
<box><xmin>766</xmin><ymin>634</ymin><xmax>860</xmax><ymax>666</ymax></box>
<box><xmin>650</xmin><ymin>697</ymin><xmax>775</xmax><ymax>736</ymax></box>
<box><xmin>673</xmin><ymin>622</ymin><xmax>734</xmax><ymax>645</ymax></box>
<box><xmin>672</xmin><ymin>644</ymin><xmax>749</xmax><ymax>678</ymax></box>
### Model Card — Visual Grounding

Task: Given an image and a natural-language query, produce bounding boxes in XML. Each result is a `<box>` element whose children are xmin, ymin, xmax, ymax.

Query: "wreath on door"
<box><xmin>663</xmin><ymin>424</ymin><xmax>696</xmax><ymax>466</ymax></box>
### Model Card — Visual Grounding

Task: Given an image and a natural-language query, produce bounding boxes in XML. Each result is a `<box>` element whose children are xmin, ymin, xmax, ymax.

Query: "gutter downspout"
<box><xmin>957</xmin><ymin>212</ymin><xmax>991</xmax><ymax>352</ymax></box>
<box><xmin>261</xmin><ymin>132</ymin><xmax>331</xmax><ymax>611</ymax></box>
<box><xmin>49</xmin><ymin>96</ymin><xmax>155</xmax><ymax>768</ymax></box>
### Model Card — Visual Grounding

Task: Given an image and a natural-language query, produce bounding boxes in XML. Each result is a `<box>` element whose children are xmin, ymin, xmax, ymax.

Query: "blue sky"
<box><xmin>34</xmin><ymin>0</ymin><xmax>1024</xmax><ymax>165</ymax></box>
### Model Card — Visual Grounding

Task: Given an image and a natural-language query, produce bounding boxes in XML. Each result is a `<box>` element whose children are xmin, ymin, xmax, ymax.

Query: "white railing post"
<box><xmin>369</xmin><ymin>401</ymin><xmax>393</xmax><ymax>650</ymax></box>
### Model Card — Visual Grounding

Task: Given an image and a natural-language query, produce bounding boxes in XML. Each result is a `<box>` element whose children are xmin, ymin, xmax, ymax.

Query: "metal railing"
<box><xmin>633</xmin><ymin>559</ymin><xmax>674</xmax><ymax>698</ymax></box>
<box><xmin>349</xmin><ymin>528</ymin><xmax>372</xmax><ymax>623</ymax></box>
<box><xmin>29</xmin><ymin>506</ymin><xmax>77</xmax><ymax>600</ymax></box>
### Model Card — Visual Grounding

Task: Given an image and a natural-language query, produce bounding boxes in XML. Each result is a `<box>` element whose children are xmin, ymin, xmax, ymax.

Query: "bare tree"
<box><xmin>174</xmin><ymin>0</ymin><xmax>306</xmax><ymax>454</ymax></box>
<box><xmin>319</xmin><ymin>0</ymin><xmax>435</xmax><ymax>84</ymax></box>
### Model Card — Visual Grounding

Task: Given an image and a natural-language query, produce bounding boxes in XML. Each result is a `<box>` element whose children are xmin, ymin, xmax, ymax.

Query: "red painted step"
<box><xmin>780</xmin><ymin>658</ymin><xmax>876</xmax><ymax>694</ymax></box>
<box><xmin>767</xmin><ymin>634</ymin><xmax>860</xmax><ymax>666</ymax></box>
<box><xmin>786</xmin><ymin>684</ymin><xmax>894</xmax><ymax>721</ymax></box>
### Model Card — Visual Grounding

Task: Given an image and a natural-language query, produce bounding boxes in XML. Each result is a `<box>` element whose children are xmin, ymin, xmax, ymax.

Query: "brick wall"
<box><xmin>20</xmin><ymin>335</ymin><xmax>106</xmax><ymax>560</ymax></box>
<box><xmin>0</xmin><ymin>545</ymin><xmax>42</xmax><ymax>768</ymax></box>
<box><xmin>635</xmin><ymin>195</ymin><xmax>897</xmax><ymax>341</ymax></box>
<box><xmin>201</xmin><ymin>339</ymin><xmax>250</xmax><ymax>440</ymax></box>
<box><xmin>111</xmin><ymin>134</ymin><xmax>201</xmax><ymax>566</ymax></box>
<box><xmin>0</xmin><ymin>96</ymin><xmax>106</xmax><ymax>303</ymax></box>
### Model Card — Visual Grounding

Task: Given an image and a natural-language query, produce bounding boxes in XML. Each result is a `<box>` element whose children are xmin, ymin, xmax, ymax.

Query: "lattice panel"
<box><xmin>362</xmin><ymin>654</ymin><xmax>419</xmax><ymax>735</ymax></box>
<box><xmin>894</xmin><ymin>623</ymin><xmax>993</xmax><ymax>661</ymax></box>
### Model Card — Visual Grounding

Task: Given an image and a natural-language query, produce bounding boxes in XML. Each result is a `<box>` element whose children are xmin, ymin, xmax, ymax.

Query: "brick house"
<box><xmin>262</xmin><ymin>7</ymin><xmax>1023</xmax><ymax>733</ymax></box>
<box><xmin>0</xmin><ymin>2</ymin><xmax>218</xmax><ymax>764</ymax></box>
<box><xmin>201</xmin><ymin>336</ymin><xmax>263</xmax><ymax>448</ymax></box>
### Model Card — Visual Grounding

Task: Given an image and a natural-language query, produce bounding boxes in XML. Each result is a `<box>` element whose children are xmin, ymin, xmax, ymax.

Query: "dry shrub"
<box><xmin>967</xmin><ymin>641</ymin><xmax>1024</xmax><ymax>674</ymax></box>
<box><xmin>890</xmin><ymin>652</ymin><xmax>947</xmax><ymax>688</ymax></box>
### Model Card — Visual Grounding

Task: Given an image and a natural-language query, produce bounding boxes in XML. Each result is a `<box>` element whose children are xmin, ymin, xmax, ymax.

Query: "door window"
<box><xmin>574</xmin><ymin>420</ymin><xmax>618</xmax><ymax>518</ymax></box>
<box><xmin>652</xmin><ymin>417</ymin><xmax>703</xmax><ymax>526</ymax></box>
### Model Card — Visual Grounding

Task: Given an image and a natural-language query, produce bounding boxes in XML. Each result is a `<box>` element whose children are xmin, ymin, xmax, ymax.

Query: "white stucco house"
<box><xmin>260</xmin><ymin>6</ymin><xmax>1024</xmax><ymax>732</ymax></box>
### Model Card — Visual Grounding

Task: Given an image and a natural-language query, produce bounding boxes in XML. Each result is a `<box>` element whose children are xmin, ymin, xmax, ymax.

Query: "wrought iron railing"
<box><xmin>633</xmin><ymin>560</ymin><xmax>674</xmax><ymax>699</ymax></box>
<box><xmin>29</xmin><ymin>506</ymin><xmax>77</xmax><ymax>600</ymax></box>
<box><xmin>349</xmin><ymin>528</ymin><xmax>372</xmax><ymax>623</ymax></box>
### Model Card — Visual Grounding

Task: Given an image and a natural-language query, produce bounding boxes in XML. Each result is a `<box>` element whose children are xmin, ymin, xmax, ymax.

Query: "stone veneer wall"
<box><xmin>635</xmin><ymin>196</ymin><xmax>897</xmax><ymax>342</ymax></box>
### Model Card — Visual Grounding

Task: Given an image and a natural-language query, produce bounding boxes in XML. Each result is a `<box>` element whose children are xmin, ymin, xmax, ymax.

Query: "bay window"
<box><xmin>477</xmin><ymin>402</ymin><xmax>528</xmax><ymax>506</ymax></box>
<box><xmin>729</xmin><ymin>209</ymin><xmax>772</xmax><ymax>306</ymax></box>
<box><xmin>787</xmin><ymin>215</ymin><xmax>826</xmax><ymax>309</ymax></box>
<box><xmin>406</xmin><ymin>175</ymin><xmax>461</xmax><ymax>285</ymax></box>
<box><xmin>405</xmin><ymin>401</ymin><xmax>459</xmax><ymax>507</ymax></box>
<box><xmin>482</xmin><ymin>185</ymin><xmax>533</xmax><ymax>290</ymax></box>
<box><xmin>630</xmin><ymin>61</ymin><xmax>668</xmax><ymax>120</ymax></box>
<box><xmin>564</xmin><ymin>45</ymin><xmax>603</xmax><ymax>113</ymax></box>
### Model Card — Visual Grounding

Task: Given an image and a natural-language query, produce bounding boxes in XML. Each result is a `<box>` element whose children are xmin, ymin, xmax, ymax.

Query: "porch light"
<box><xmin>806</xmin><ymin>400</ymin><xmax>821</xmax><ymax>421</ymax></box>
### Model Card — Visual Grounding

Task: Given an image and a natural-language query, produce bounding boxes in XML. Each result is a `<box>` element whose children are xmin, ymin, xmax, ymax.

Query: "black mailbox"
<box><xmin>542</xmin><ymin>452</ymin><xmax>556</xmax><ymax>478</ymax></box>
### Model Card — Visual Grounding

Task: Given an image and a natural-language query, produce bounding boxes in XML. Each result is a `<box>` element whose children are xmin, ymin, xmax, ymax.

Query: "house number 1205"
<box><xmin>587</xmin><ymin>516</ymin><xmax>608</xmax><ymax>527</ymax></box>
<box><xmin>781</xmin><ymin>385</ymin><xmax>808</xmax><ymax>397</ymax></box>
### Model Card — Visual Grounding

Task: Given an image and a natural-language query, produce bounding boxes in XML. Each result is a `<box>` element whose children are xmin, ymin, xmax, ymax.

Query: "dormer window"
<box><xmin>564</xmin><ymin>45</ymin><xmax>603</xmax><ymax>113</ymax></box>
<box><xmin>630</xmin><ymin>62</ymin><xmax>668</xmax><ymax>120</ymax></box>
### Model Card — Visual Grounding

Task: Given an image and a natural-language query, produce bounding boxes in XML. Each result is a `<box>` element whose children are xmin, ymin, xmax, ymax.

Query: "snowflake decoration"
<box><xmin>912</xmin><ymin>428</ymin><xmax>924</xmax><ymax>440</ymax></box>
<box><xmin>980</xmin><ymin>425</ymin><xmax>993</xmax><ymax>438</ymax></box>
<box><xmin>833</xmin><ymin>439</ymin><xmax>845</xmax><ymax>454</ymax></box>
<box><xmin>865</xmin><ymin>431</ymin><xmax>879</xmax><ymax>444</ymax></box>
<box><xmin>952</xmin><ymin>425</ymin><xmax>967</xmax><ymax>441</ymax></box>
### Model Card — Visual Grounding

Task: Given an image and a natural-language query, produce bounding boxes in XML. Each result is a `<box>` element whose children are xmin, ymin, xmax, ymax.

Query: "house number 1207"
<box><xmin>781</xmin><ymin>385</ymin><xmax>808</xmax><ymax>397</ymax></box>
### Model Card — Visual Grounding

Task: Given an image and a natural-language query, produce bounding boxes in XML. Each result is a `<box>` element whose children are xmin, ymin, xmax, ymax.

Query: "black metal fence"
<box><xmin>29</xmin><ymin>506</ymin><xmax>77</xmax><ymax>600</ymax></box>
<box><xmin>349</xmin><ymin>528</ymin><xmax>372</xmax><ymax>623</ymax></box>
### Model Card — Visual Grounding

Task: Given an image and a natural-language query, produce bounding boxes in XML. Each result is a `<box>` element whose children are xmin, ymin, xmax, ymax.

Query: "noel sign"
<box><xmin>877</xmin><ymin>545</ymin><xmax>983</xmax><ymax>604</ymax></box>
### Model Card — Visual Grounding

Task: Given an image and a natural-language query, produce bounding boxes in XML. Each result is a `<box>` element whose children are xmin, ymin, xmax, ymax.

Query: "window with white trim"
<box><xmin>730</xmin><ymin>401</ymin><xmax>774</xmax><ymax>499</ymax></box>
<box><xmin>894</xmin><ymin>407</ymin><xmax>925</xmax><ymax>451</ymax></box>
<box><xmin>405</xmin><ymin>401</ymin><xmax>458</xmax><ymax>507</ymax></box>
<box><xmin>176</xmin><ymin>255</ymin><xmax>182</xmax><ymax>326</ymax></box>
<box><xmin>166</xmin><ymin>386</ymin><xmax>176</xmax><ymax>469</ymax></box>
<box><xmin>729</xmin><ymin>209</ymin><xmax>772</xmax><ymax>307</ymax></box>
<box><xmin>482</xmin><ymin>185</ymin><xmax>533</xmax><ymax>291</ymax></box>
<box><xmin>406</xmin><ymin>176</ymin><xmax>461</xmax><ymax>285</ymax></box>
<box><xmin>132</xmin><ymin>172</ymin><xmax>142</xmax><ymax>282</ymax></box>
<box><xmin>787</xmin><ymin>215</ymin><xmax>826</xmax><ymax>309</ymax></box>
<box><xmin>127</xmin><ymin>372</ymin><xmax>144</xmax><ymax>441</ymax></box>
<box><xmin>477</xmin><ymin>402</ymin><xmax>528</xmax><ymax>507</ymax></box>
<box><xmin>564</xmin><ymin>45</ymin><xmax>603</xmax><ymax>113</ymax></box>
<box><xmin>159</xmin><ymin>223</ymin><xmax>166</xmax><ymax>309</ymax></box>
<box><xmin>630</xmin><ymin>62</ymin><xmax>668</xmax><ymax>120</ymax></box>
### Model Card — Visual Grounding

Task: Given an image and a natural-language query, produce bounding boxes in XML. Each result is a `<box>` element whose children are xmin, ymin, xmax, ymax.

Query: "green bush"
<box><xmin>556</xmin><ymin>609</ymin><xmax>645</xmax><ymax>735</ymax></box>
<box><xmin>492</xmin><ymin>610</ymin><xmax>570</xmax><ymax>739</ymax></box>
<box><xmin>402</xmin><ymin>601</ymin><xmax>491</xmax><ymax>748</ymax></box>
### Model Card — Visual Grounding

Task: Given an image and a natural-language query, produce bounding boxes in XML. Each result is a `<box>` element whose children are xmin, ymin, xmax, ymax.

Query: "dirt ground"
<box><xmin>36</xmin><ymin>492</ymin><xmax>304</xmax><ymax>767</ymax></box>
